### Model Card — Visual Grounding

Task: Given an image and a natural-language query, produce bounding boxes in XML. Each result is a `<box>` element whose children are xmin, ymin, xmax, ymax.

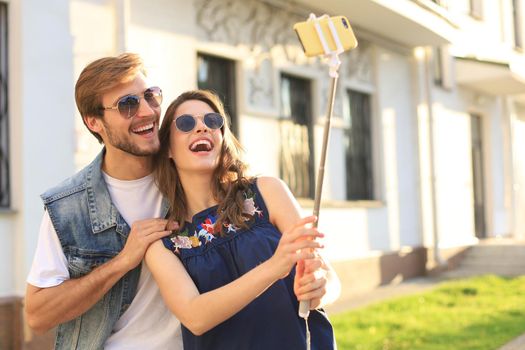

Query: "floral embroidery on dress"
<box><xmin>168</xmin><ymin>186</ymin><xmax>263</xmax><ymax>253</ymax></box>
<box><xmin>223</xmin><ymin>222</ymin><xmax>238</xmax><ymax>233</ymax></box>
<box><xmin>168</xmin><ymin>226</ymin><xmax>201</xmax><ymax>252</ymax></box>
<box><xmin>196</xmin><ymin>216</ymin><xmax>217</xmax><ymax>243</ymax></box>
<box><xmin>242</xmin><ymin>188</ymin><xmax>263</xmax><ymax>219</ymax></box>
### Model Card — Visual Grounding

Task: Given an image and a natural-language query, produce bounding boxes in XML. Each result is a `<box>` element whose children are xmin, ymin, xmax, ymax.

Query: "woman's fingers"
<box><xmin>294</xmin><ymin>250</ymin><xmax>317</xmax><ymax>261</ymax></box>
<box><xmin>296</xmin><ymin>270</ymin><xmax>327</xmax><ymax>290</ymax></box>
<box><xmin>296</xmin><ymin>259</ymin><xmax>305</xmax><ymax>279</ymax></box>
<box><xmin>289</xmin><ymin>238</ymin><xmax>324</xmax><ymax>252</ymax></box>
<box><xmin>287</xmin><ymin>215</ymin><xmax>317</xmax><ymax>233</ymax></box>
<box><xmin>301</xmin><ymin>258</ymin><xmax>323</xmax><ymax>274</ymax></box>
<box><xmin>271</xmin><ymin>216</ymin><xmax>328</xmax><ymax>280</ymax></box>
<box><xmin>296</xmin><ymin>277</ymin><xmax>327</xmax><ymax>298</ymax></box>
<box><xmin>282</xmin><ymin>227</ymin><xmax>324</xmax><ymax>245</ymax></box>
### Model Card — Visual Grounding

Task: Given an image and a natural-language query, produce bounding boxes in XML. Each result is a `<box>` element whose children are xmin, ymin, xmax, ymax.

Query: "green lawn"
<box><xmin>331</xmin><ymin>275</ymin><xmax>525</xmax><ymax>350</ymax></box>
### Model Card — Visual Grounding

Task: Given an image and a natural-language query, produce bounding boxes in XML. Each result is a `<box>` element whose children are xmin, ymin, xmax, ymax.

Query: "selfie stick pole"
<box><xmin>298</xmin><ymin>14</ymin><xmax>343</xmax><ymax>321</ymax></box>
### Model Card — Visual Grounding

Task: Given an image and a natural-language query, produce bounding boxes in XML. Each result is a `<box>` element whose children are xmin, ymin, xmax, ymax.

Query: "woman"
<box><xmin>145</xmin><ymin>90</ymin><xmax>339</xmax><ymax>349</ymax></box>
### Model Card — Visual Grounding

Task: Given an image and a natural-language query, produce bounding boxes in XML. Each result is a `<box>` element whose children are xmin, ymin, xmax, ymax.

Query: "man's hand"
<box><xmin>117</xmin><ymin>219</ymin><xmax>178</xmax><ymax>270</ymax></box>
<box><xmin>25</xmin><ymin>218</ymin><xmax>178</xmax><ymax>333</ymax></box>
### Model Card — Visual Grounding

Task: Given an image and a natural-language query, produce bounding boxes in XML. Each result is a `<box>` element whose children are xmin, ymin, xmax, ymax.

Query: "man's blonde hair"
<box><xmin>75</xmin><ymin>53</ymin><xmax>146</xmax><ymax>143</ymax></box>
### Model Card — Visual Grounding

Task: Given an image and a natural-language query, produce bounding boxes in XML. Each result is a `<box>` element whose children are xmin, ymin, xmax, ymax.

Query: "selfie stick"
<box><xmin>298</xmin><ymin>13</ymin><xmax>344</xmax><ymax>321</ymax></box>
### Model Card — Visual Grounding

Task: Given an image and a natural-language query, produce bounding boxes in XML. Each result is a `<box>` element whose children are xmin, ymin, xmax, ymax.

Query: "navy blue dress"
<box><xmin>162</xmin><ymin>180</ymin><xmax>335</xmax><ymax>350</ymax></box>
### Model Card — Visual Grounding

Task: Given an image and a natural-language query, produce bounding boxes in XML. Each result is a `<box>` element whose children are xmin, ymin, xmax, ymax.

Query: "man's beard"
<box><xmin>103</xmin><ymin>121</ymin><xmax>159</xmax><ymax>157</ymax></box>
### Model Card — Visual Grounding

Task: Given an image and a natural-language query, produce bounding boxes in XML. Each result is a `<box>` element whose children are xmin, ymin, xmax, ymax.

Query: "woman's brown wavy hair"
<box><xmin>154</xmin><ymin>90</ymin><xmax>253</xmax><ymax>236</ymax></box>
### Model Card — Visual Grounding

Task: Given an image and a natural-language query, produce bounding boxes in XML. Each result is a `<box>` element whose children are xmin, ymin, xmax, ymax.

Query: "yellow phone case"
<box><xmin>293</xmin><ymin>16</ymin><xmax>358</xmax><ymax>57</ymax></box>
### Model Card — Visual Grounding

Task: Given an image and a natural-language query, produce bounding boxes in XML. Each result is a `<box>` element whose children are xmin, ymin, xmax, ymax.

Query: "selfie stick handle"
<box><xmin>298</xmin><ymin>42</ymin><xmax>341</xmax><ymax>319</ymax></box>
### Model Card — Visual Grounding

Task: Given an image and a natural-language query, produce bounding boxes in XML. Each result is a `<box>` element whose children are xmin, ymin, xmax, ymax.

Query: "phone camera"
<box><xmin>342</xmin><ymin>18</ymin><xmax>349</xmax><ymax>29</ymax></box>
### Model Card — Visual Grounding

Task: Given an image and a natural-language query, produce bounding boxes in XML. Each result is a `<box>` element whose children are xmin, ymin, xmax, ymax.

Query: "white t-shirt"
<box><xmin>27</xmin><ymin>173</ymin><xmax>182</xmax><ymax>350</ymax></box>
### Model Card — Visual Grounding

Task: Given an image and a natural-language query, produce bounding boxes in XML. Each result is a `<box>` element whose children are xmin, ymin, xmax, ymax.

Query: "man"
<box><xmin>25</xmin><ymin>53</ymin><xmax>182</xmax><ymax>349</ymax></box>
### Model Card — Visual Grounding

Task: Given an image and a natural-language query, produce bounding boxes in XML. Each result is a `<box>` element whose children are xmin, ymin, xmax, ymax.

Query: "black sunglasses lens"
<box><xmin>176</xmin><ymin>115</ymin><xmax>196</xmax><ymax>132</ymax></box>
<box><xmin>144</xmin><ymin>87</ymin><xmax>162</xmax><ymax>108</ymax></box>
<box><xmin>117</xmin><ymin>95</ymin><xmax>140</xmax><ymax>118</ymax></box>
<box><xmin>204</xmin><ymin>113</ymin><xmax>224</xmax><ymax>130</ymax></box>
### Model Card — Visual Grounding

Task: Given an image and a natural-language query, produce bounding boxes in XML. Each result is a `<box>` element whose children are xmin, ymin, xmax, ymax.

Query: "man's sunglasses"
<box><xmin>102</xmin><ymin>86</ymin><xmax>162</xmax><ymax>119</ymax></box>
<box><xmin>174</xmin><ymin>113</ymin><xmax>224</xmax><ymax>133</ymax></box>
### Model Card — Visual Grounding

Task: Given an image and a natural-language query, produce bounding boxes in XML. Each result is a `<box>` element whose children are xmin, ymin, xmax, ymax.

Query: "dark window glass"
<box><xmin>513</xmin><ymin>0</ymin><xmax>523</xmax><ymax>49</ymax></box>
<box><xmin>0</xmin><ymin>2</ymin><xmax>9</xmax><ymax>208</ymax></box>
<box><xmin>280</xmin><ymin>74</ymin><xmax>314</xmax><ymax>199</ymax></box>
<box><xmin>433</xmin><ymin>47</ymin><xmax>443</xmax><ymax>86</ymax></box>
<box><xmin>345</xmin><ymin>89</ymin><xmax>373</xmax><ymax>200</ymax></box>
<box><xmin>197</xmin><ymin>54</ymin><xmax>238</xmax><ymax>135</ymax></box>
<box><xmin>470</xmin><ymin>114</ymin><xmax>486</xmax><ymax>238</ymax></box>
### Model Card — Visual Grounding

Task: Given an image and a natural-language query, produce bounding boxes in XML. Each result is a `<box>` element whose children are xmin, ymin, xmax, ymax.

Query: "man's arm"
<box><xmin>25</xmin><ymin>218</ymin><xmax>174</xmax><ymax>334</ymax></box>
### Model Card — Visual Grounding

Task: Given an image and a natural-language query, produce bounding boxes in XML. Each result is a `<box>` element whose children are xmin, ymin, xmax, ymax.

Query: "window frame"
<box><xmin>0</xmin><ymin>1</ymin><xmax>10</xmax><ymax>209</ymax></box>
<box><xmin>279</xmin><ymin>72</ymin><xmax>315</xmax><ymax>200</ymax></box>
<box><xmin>432</xmin><ymin>46</ymin><xmax>453</xmax><ymax>90</ymax></box>
<box><xmin>196</xmin><ymin>52</ymin><xmax>239</xmax><ymax>136</ymax></box>
<box><xmin>344</xmin><ymin>88</ymin><xmax>375</xmax><ymax>201</ymax></box>
<box><xmin>512</xmin><ymin>0</ymin><xmax>523</xmax><ymax>50</ymax></box>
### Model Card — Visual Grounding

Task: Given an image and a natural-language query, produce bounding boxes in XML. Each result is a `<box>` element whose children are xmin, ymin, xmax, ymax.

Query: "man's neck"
<box><xmin>102</xmin><ymin>149</ymin><xmax>153</xmax><ymax>180</ymax></box>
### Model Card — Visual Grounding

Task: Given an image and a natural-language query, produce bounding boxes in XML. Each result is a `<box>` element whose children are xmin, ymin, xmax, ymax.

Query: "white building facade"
<box><xmin>1</xmin><ymin>0</ymin><xmax>525</xmax><ymax>348</ymax></box>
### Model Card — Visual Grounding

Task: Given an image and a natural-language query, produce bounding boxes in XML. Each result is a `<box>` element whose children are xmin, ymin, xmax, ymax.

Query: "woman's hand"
<box><xmin>294</xmin><ymin>255</ymin><xmax>328</xmax><ymax>309</ymax></box>
<box><xmin>294</xmin><ymin>252</ymin><xmax>341</xmax><ymax>310</ymax></box>
<box><xmin>267</xmin><ymin>215</ymin><xmax>324</xmax><ymax>280</ymax></box>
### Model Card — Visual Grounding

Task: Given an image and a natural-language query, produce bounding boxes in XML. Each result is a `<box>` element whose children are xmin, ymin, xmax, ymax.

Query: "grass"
<box><xmin>331</xmin><ymin>275</ymin><xmax>525</xmax><ymax>350</ymax></box>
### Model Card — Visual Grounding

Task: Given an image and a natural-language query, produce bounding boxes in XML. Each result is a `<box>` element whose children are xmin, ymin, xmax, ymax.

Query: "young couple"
<box><xmin>25</xmin><ymin>53</ymin><xmax>340</xmax><ymax>349</ymax></box>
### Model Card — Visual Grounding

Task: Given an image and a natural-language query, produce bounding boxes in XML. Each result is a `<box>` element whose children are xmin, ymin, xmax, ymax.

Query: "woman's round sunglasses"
<box><xmin>174</xmin><ymin>112</ymin><xmax>224</xmax><ymax>133</ymax></box>
<box><xmin>102</xmin><ymin>86</ymin><xmax>162</xmax><ymax>119</ymax></box>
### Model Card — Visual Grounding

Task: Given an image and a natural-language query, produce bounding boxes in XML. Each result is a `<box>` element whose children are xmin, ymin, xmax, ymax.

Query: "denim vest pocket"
<box><xmin>67</xmin><ymin>247</ymin><xmax>119</xmax><ymax>278</ymax></box>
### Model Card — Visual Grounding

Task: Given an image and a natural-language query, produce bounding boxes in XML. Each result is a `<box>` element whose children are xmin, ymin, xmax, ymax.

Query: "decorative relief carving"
<box><xmin>194</xmin><ymin>0</ymin><xmax>366</xmax><ymax>116</ymax></box>
<box><xmin>245</xmin><ymin>60</ymin><xmax>274</xmax><ymax>109</ymax></box>
<box><xmin>344</xmin><ymin>39</ymin><xmax>373</xmax><ymax>84</ymax></box>
<box><xmin>195</xmin><ymin>0</ymin><xmax>303</xmax><ymax>57</ymax></box>
<box><xmin>195</xmin><ymin>0</ymin><xmax>325</xmax><ymax>112</ymax></box>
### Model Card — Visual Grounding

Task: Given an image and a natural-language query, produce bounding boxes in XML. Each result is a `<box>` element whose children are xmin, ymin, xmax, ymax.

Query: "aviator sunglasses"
<box><xmin>174</xmin><ymin>112</ymin><xmax>224</xmax><ymax>133</ymax></box>
<box><xmin>102</xmin><ymin>86</ymin><xmax>162</xmax><ymax>119</ymax></box>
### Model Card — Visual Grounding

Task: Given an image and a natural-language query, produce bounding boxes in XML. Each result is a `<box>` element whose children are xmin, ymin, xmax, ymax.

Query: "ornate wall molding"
<box><xmin>195</xmin><ymin>0</ymin><xmax>325</xmax><ymax>113</ymax></box>
<box><xmin>344</xmin><ymin>39</ymin><xmax>373</xmax><ymax>84</ymax></box>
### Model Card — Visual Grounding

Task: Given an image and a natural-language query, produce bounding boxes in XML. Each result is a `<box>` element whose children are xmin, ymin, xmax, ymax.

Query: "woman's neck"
<box><xmin>178</xmin><ymin>170</ymin><xmax>218</xmax><ymax>220</ymax></box>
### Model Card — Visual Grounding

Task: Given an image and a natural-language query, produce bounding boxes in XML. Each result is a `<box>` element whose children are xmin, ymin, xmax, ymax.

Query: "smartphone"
<box><xmin>293</xmin><ymin>16</ymin><xmax>358</xmax><ymax>57</ymax></box>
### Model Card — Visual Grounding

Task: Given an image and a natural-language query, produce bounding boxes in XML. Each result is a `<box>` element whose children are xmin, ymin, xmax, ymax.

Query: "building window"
<box><xmin>197</xmin><ymin>54</ymin><xmax>238</xmax><ymax>135</ymax></box>
<box><xmin>280</xmin><ymin>74</ymin><xmax>314</xmax><ymax>199</ymax></box>
<box><xmin>469</xmin><ymin>0</ymin><xmax>483</xmax><ymax>19</ymax></box>
<box><xmin>513</xmin><ymin>0</ymin><xmax>523</xmax><ymax>50</ymax></box>
<box><xmin>470</xmin><ymin>114</ymin><xmax>486</xmax><ymax>238</ymax></box>
<box><xmin>0</xmin><ymin>2</ymin><xmax>9</xmax><ymax>208</ymax></box>
<box><xmin>432</xmin><ymin>46</ymin><xmax>453</xmax><ymax>89</ymax></box>
<box><xmin>432</xmin><ymin>47</ymin><xmax>444</xmax><ymax>86</ymax></box>
<box><xmin>345</xmin><ymin>89</ymin><xmax>373</xmax><ymax>201</ymax></box>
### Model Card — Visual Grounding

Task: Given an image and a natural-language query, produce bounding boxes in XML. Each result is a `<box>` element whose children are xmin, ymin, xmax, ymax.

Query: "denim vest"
<box><xmin>41</xmin><ymin>150</ymin><xmax>169</xmax><ymax>350</ymax></box>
